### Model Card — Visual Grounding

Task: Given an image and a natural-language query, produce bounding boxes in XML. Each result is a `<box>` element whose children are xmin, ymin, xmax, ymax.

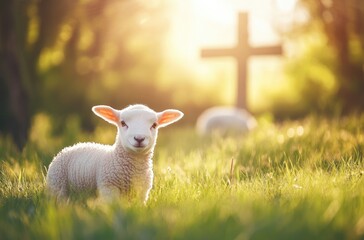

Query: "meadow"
<box><xmin>1</xmin><ymin>114</ymin><xmax>364</xmax><ymax>240</ymax></box>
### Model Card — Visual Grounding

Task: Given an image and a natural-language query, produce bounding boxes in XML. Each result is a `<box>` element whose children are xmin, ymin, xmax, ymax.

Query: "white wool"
<box><xmin>196</xmin><ymin>106</ymin><xmax>257</xmax><ymax>136</ymax></box>
<box><xmin>46</xmin><ymin>104</ymin><xmax>183</xmax><ymax>203</ymax></box>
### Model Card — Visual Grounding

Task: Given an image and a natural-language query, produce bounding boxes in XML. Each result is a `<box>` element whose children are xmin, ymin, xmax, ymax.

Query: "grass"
<box><xmin>1</xmin><ymin>114</ymin><xmax>364</xmax><ymax>239</ymax></box>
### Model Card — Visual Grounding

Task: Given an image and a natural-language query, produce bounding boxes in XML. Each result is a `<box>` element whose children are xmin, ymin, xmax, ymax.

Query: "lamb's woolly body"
<box><xmin>47</xmin><ymin>139</ymin><xmax>153</xmax><ymax>201</ymax></box>
<box><xmin>46</xmin><ymin>104</ymin><xmax>183</xmax><ymax>203</ymax></box>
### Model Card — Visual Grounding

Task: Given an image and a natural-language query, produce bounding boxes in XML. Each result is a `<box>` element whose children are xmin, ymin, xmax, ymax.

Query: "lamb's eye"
<box><xmin>151</xmin><ymin>122</ymin><xmax>157</xmax><ymax>129</ymax></box>
<box><xmin>120</xmin><ymin>121</ymin><xmax>128</xmax><ymax>128</ymax></box>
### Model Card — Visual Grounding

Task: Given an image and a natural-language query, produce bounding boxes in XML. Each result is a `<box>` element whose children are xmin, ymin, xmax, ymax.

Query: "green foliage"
<box><xmin>268</xmin><ymin>0</ymin><xmax>364</xmax><ymax>117</ymax></box>
<box><xmin>273</xmin><ymin>30</ymin><xmax>338</xmax><ymax>117</ymax></box>
<box><xmin>33</xmin><ymin>0</ymin><xmax>177</xmax><ymax>128</ymax></box>
<box><xmin>1</xmin><ymin>115</ymin><xmax>364</xmax><ymax>239</ymax></box>
<box><xmin>294</xmin><ymin>0</ymin><xmax>364</xmax><ymax>112</ymax></box>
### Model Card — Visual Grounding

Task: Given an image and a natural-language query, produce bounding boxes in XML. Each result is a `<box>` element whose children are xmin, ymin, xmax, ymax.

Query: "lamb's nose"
<box><xmin>134</xmin><ymin>136</ymin><xmax>145</xmax><ymax>144</ymax></box>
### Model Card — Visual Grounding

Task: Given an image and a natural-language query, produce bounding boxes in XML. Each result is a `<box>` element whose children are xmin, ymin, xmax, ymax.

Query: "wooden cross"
<box><xmin>201</xmin><ymin>12</ymin><xmax>283</xmax><ymax>109</ymax></box>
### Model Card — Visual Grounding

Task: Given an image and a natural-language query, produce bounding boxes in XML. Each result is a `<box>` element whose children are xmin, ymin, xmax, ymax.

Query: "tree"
<box><xmin>0</xmin><ymin>1</ymin><xmax>32</xmax><ymax>148</ymax></box>
<box><xmin>0</xmin><ymin>0</ymin><xmax>171</xmax><ymax>149</ymax></box>
<box><xmin>0</xmin><ymin>0</ymin><xmax>79</xmax><ymax>148</ymax></box>
<box><xmin>299</xmin><ymin>0</ymin><xmax>364</xmax><ymax>112</ymax></box>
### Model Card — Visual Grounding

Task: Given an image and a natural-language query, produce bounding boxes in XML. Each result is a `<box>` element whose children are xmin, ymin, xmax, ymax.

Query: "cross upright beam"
<box><xmin>201</xmin><ymin>12</ymin><xmax>283</xmax><ymax>109</ymax></box>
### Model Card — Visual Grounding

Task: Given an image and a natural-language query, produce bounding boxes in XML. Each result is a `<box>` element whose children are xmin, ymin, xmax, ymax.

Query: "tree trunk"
<box><xmin>0</xmin><ymin>1</ymin><xmax>30</xmax><ymax>149</ymax></box>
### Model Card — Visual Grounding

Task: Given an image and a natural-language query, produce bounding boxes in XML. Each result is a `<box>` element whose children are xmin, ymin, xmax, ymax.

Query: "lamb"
<box><xmin>196</xmin><ymin>106</ymin><xmax>257</xmax><ymax>137</ymax></box>
<box><xmin>46</xmin><ymin>104</ymin><xmax>183</xmax><ymax>203</ymax></box>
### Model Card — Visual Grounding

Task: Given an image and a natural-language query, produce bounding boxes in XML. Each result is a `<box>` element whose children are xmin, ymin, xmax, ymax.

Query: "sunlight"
<box><xmin>275</xmin><ymin>0</ymin><xmax>297</xmax><ymax>12</ymax></box>
<box><xmin>192</xmin><ymin>0</ymin><xmax>235</xmax><ymax>25</ymax></box>
<box><xmin>163</xmin><ymin>0</ymin><xmax>289</xmax><ymax>108</ymax></box>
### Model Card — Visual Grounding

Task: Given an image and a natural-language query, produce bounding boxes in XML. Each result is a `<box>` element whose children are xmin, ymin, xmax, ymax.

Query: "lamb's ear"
<box><xmin>92</xmin><ymin>105</ymin><xmax>120</xmax><ymax>125</ymax></box>
<box><xmin>157</xmin><ymin>109</ymin><xmax>184</xmax><ymax>128</ymax></box>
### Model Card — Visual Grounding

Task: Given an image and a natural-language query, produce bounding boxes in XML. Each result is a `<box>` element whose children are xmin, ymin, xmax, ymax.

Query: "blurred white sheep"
<box><xmin>196</xmin><ymin>106</ymin><xmax>257</xmax><ymax>136</ymax></box>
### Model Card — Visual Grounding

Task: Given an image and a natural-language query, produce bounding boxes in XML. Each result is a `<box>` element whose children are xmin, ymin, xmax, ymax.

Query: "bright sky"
<box><xmin>162</xmin><ymin>0</ymin><xmax>299</xmax><ymax>109</ymax></box>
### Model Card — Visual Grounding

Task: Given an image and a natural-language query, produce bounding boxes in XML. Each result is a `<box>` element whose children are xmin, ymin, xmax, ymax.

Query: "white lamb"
<box><xmin>196</xmin><ymin>106</ymin><xmax>257</xmax><ymax>136</ymax></box>
<box><xmin>46</xmin><ymin>104</ymin><xmax>183</xmax><ymax>203</ymax></box>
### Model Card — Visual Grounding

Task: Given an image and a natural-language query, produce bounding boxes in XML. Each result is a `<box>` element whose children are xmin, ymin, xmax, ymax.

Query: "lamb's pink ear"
<box><xmin>92</xmin><ymin>105</ymin><xmax>119</xmax><ymax>125</ymax></box>
<box><xmin>157</xmin><ymin>109</ymin><xmax>184</xmax><ymax>128</ymax></box>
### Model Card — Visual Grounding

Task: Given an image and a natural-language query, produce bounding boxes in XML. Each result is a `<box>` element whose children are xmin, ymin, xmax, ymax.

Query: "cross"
<box><xmin>201</xmin><ymin>12</ymin><xmax>283</xmax><ymax>109</ymax></box>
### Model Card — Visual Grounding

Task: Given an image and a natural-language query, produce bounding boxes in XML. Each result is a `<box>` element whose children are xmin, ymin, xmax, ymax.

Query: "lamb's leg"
<box><xmin>133</xmin><ymin>180</ymin><xmax>152</xmax><ymax>204</ymax></box>
<box><xmin>139</xmin><ymin>188</ymin><xmax>150</xmax><ymax>205</ymax></box>
<box><xmin>98</xmin><ymin>185</ymin><xmax>120</xmax><ymax>202</ymax></box>
<box><xmin>46</xmin><ymin>161</ymin><xmax>69</xmax><ymax>201</ymax></box>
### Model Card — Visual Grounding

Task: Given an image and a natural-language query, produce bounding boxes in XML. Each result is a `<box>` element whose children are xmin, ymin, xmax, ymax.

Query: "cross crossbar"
<box><xmin>201</xmin><ymin>12</ymin><xmax>283</xmax><ymax>109</ymax></box>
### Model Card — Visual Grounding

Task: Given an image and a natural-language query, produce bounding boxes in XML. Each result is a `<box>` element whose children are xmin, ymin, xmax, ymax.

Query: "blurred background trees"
<box><xmin>0</xmin><ymin>0</ymin><xmax>363</xmax><ymax>149</ymax></box>
<box><xmin>299</xmin><ymin>0</ymin><xmax>364</xmax><ymax>113</ymax></box>
<box><xmin>1</xmin><ymin>0</ymin><xmax>179</xmax><ymax>148</ymax></box>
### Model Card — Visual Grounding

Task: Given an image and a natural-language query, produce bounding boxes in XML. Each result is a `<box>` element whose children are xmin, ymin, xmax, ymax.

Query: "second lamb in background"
<box><xmin>196</xmin><ymin>106</ymin><xmax>257</xmax><ymax>137</ymax></box>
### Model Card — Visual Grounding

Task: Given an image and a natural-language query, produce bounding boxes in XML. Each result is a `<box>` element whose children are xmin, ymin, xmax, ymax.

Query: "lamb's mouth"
<box><xmin>133</xmin><ymin>143</ymin><xmax>146</xmax><ymax>148</ymax></box>
<box><xmin>127</xmin><ymin>138</ymin><xmax>149</xmax><ymax>152</ymax></box>
<box><xmin>131</xmin><ymin>144</ymin><xmax>149</xmax><ymax>152</ymax></box>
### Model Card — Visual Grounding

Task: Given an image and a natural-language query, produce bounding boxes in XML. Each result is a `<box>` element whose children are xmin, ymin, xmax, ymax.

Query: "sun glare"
<box><xmin>276</xmin><ymin>0</ymin><xmax>297</xmax><ymax>12</ymax></box>
<box><xmin>162</xmin><ymin>0</ymin><xmax>292</xmax><ymax>107</ymax></box>
<box><xmin>192</xmin><ymin>0</ymin><xmax>235</xmax><ymax>25</ymax></box>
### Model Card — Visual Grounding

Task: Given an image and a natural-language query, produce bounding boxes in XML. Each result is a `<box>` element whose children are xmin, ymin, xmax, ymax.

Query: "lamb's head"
<box><xmin>92</xmin><ymin>104</ymin><xmax>183</xmax><ymax>153</ymax></box>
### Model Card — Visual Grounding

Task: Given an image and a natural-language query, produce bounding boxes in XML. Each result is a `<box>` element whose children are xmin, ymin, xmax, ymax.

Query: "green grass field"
<box><xmin>1</xmin><ymin>114</ymin><xmax>364</xmax><ymax>239</ymax></box>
